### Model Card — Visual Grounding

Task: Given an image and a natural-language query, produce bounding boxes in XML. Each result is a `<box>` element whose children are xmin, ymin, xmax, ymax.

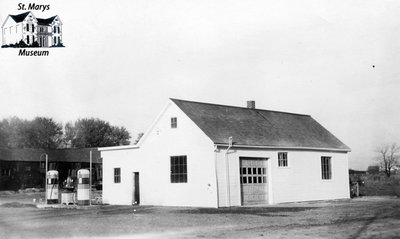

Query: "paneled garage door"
<box><xmin>240</xmin><ymin>157</ymin><xmax>268</xmax><ymax>205</ymax></box>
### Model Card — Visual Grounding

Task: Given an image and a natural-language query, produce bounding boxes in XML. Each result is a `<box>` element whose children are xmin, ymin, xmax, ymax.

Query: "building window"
<box><xmin>32</xmin><ymin>24</ymin><xmax>34</xmax><ymax>33</ymax></box>
<box><xmin>278</xmin><ymin>152</ymin><xmax>288</xmax><ymax>167</ymax></box>
<box><xmin>171</xmin><ymin>117</ymin><xmax>177</xmax><ymax>128</ymax></box>
<box><xmin>240</xmin><ymin>166</ymin><xmax>267</xmax><ymax>184</ymax></box>
<box><xmin>54</xmin><ymin>36</ymin><xmax>57</xmax><ymax>45</ymax></box>
<box><xmin>58</xmin><ymin>36</ymin><xmax>61</xmax><ymax>44</ymax></box>
<box><xmin>114</xmin><ymin>168</ymin><xmax>121</xmax><ymax>183</ymax></box>
<box><xmin>27</xmin><ymin>24</ymin><xmax>29</xmax><ymax>31</ymax></box>
<box><xmin>27</xmin><ymin>35</ymin><xmax>30</xmax><ymax>44</ymax></box>
<box><xmin>321</xmin><ymin>156</ymin><xmax>332</xmax><ymax>180</ymax></box>
<box><xmin>170</xmin><ymin>155</ymin><xmax>187</xmax><ymax>183</ymax></box>
<box><xmin>58</xmin><ymin>26</ymin><xmax>60</xmax><ymax>33</ymax></box>
<box><xmin>1</xmin><ymin>169</ymin><xmax>11</xmax><ymax>176</ymax></box>
<box><xmin>54</xmin><ymin>26</ymin><xmax>56</xmax><ymax>33</ymax></box>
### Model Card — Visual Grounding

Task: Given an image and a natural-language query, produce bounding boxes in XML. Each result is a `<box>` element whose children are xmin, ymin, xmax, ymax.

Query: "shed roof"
<box><xmin>0</xmin><ymin>148</ymin><xmax>101</xmax><ymax>163</ymax></box>
<box><xmin>171</xmin><ymin>99</ymin><xmax>350</xmax><ymax>151</ymax></box>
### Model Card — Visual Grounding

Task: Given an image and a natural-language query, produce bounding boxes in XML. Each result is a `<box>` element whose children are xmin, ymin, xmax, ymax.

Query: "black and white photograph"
<box><xmin>0</xmin><ymin>0</ymin><xmax>400</xmax><ymax>238</ymax></box>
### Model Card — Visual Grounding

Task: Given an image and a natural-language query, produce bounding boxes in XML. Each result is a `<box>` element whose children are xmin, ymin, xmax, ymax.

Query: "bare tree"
<box><xmin>376</xmin><ymin>143</ymin><xmax>400</xmax><ymax>177</ymax></box>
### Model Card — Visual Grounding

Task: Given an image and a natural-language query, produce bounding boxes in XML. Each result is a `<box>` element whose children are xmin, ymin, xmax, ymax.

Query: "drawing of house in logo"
<box><xmin>1</xmin><ymin>11</ymin><xmax>63</xmax><ymax>47</ymax></box>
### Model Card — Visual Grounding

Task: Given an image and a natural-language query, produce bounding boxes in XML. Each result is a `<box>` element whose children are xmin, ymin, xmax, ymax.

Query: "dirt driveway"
<box><xmin>0</xmin><ymin>193</ymin><xmax>399</xmax><ymax>239</ymax></box>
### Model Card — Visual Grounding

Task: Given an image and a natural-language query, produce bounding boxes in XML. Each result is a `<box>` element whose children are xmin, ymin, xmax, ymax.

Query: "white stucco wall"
<box><xmin>215</xmin><ymin>148</ymin><xmax>350</xmax><ymax>206</ymax></box>
<box><xmin>102</xmin><ymin>102</ymin><xmax>218</xmax><ymax>207</ymax></box>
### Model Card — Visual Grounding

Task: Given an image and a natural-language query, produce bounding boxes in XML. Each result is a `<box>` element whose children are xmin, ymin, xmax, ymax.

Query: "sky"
<box><xmin>1</xmin><ymin>0</ymin><xmax>400</xmax><ymax>170</ymax></box>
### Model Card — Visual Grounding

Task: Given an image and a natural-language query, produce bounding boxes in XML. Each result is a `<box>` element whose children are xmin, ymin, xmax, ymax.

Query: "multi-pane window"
<box><xmin>240</xmin><ymin>166</ymin><xmax>267</xmax><ymax>184</ymax></box>
<box><xmin>1</xmin><ymin>169</ymin><xmax>11</xmax><ymax>176</ymax></box>
<box><xmin>278</xmin><ymin>152</ymin><xmax>288</xmax><ymax>167</ymax></box>
<box><xmin>171</xmin><ymin>117</ymin><xmax>177</xmax><ymax>128</ymax></box>
<box><xmin>114</xmin><ymin>168</ymin><xmax>121</xmax><ymax>183</ymax></box>
<box><xmin>321</xmin><ymin>156</ymin><xmax>332</xmax><ymax>180</ymax></box>
<box><xmin>170</xmin><ymin>155</ymin><xmax>187</xmax><ymax>183</ymax></box>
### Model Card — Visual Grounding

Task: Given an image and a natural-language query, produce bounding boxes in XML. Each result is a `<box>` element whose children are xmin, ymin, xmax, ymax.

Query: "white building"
<box><xmin>100</xmin><ymin>99</ymin><xmax>351</xmax><ymax>207</ymax></box>
<box><xmin>1</xmin><ymin>11</ymin><xmax>62</xmax><ymax>47</ymax></box>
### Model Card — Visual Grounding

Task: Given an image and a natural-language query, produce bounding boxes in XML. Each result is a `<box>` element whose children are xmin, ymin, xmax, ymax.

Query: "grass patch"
<box><xmin>356</xmin><ymin>174</ymin><xmax>400</xmax><ymax>197</ymax></box>
<box><xmin>1</xmin><ymin>202</ymin><xmax>36</xmax><ymax>208</ymax></box>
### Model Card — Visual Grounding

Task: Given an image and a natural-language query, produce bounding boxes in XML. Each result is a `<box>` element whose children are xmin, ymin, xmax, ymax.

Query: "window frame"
<box><xmin>170</xmin><ymin>155</ymin><xmax>187</xmax><ymax>183</ymax></box>
<box><xmin>114</xmin><ymin>167</ymin><xmax>121</xmax><ymax>183</ymax></box>
<box><xmin>321</xmin><ymin>156</ymin><xmax>332</xmax><ymax>180</ymax></box>
<box><xmin>171</xmin><ymin>117</ymin><xmax>177</xmax><ymax>129</ymax></box>
<box><xmin>278</xmin><ymin>152</ymin><xmax>288</xmax><ymax>167</ymax></box>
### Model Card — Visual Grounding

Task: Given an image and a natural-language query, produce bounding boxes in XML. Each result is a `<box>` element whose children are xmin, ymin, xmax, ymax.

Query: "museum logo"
<box><xmin>1</xmin><ymin>4</ymin><xmax>64</xmax><ymax>56</ymax></box>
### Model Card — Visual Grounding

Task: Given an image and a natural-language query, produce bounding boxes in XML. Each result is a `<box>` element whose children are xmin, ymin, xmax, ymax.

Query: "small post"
<box><xmin>90</xmin><ymin>150</ymin><xmax>92</xmax><ymax>206</ymax></box>
<box><xmin>45</xmin><ymin>154</ymin><xmax>48</xmax><ymax>205</ymax></box>
<box><xmin>356</xmin><ymin>182</ymin><xmax>359</xmax><ymax>197</ymax></box>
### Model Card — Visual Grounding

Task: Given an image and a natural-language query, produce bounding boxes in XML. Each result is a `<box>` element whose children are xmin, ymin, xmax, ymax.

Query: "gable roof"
<box><xmin>171</xmin><ymin>99</ymin><xmax>350</xmax><ymax>152</ymax></box>
<box><xmin>9</xmin><ymin>12</ymin><xmax>31</xmax><ymax>23</ymax></box>
<box><xmin>37</xmin><ymin>16</ymin><xmax>56</xmax><ymax>25</ymax></box>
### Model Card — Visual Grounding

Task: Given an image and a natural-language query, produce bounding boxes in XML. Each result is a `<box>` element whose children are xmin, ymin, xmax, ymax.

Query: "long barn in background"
<box><xmin>100</xmin><ymin>99</ymin><xmax>351</xmax><ymax>207</ymax></box>
<box><xmin>0</xmin><ymin>147</ymin><xmax>101</xmax><ymax>190</ymax></box>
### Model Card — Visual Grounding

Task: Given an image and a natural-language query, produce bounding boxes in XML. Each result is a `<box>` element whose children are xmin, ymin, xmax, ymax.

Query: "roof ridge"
<box><xmin>170</xmin><ymin>98</ymin><xmax>310</xmax><ymax>117</ymax></box>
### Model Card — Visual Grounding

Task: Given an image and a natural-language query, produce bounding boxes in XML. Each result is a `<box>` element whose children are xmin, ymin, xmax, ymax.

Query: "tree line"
<box><xmin>0</xmin><ymin>116</ymin><xmax>138</xmax><ymax>149</ymax></box>
<box><xmin>376</xmin><ymin>143</ymin><xmax>400</xmax><ymax>177</ymax></box>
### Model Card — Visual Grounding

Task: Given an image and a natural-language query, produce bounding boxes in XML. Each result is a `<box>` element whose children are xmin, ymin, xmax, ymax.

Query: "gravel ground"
<box><xmin>0</xmin><ymin>192</ymin><xmax>399</xmax><ymax>239</ymax></box>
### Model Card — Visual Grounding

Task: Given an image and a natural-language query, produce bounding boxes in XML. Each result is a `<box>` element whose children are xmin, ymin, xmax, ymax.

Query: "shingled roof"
<box><xmin>171</xmin><ymin>99</ymin><xmax>350</xmax><ymax>152</ymax></box>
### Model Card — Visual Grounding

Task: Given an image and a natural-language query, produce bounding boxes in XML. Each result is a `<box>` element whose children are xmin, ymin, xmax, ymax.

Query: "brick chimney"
<box><xmin>247</xmin><ymin>100</ymin><xmax>255</xmax><ymax>109</ymax></box>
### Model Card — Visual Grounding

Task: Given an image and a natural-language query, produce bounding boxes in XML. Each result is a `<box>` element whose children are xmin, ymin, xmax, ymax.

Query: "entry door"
<box><xmin>132</xmin><ymin>172</ymin><xmax>140</xmax><ymax>205</ymax></box>
<box><xmin>240</xmin><ymin>157</ymin><xmax>268</xmax><ymax>205</ymax></box>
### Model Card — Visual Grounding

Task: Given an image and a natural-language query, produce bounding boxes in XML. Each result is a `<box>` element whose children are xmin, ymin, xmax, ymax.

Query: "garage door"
<box><xmin>240</xmin><ymin>157</ymin><xmax>268</xmax><ymax>205</ymax></box>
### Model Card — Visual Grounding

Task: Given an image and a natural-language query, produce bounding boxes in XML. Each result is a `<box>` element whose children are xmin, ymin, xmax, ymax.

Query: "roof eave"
<box><xmin>1</xmin><ymin>15</ymin><xmax>11</xmax><ymax>28</ymax></box>
<box><xmin>98</xmin><ymin>145</ymin><xmax>140</xmax><ymax>152</ymax></box>
<box><xmin>214</xmin><ymin>143</ymin><xmax>351</xmax><ymax>153</ymax></box>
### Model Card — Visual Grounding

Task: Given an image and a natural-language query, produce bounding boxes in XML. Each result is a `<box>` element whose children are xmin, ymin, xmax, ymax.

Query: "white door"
<box><xmin>240</xmin><ymin>157</ymin><xmax>268</xmax><ymax>205</ymax></box>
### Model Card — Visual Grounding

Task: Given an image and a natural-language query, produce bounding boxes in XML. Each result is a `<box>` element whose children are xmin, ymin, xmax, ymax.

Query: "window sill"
<box><xmin>321</xmin><ymin>179</ymin><xmax>334</xmax><ymax>182</ymax></box>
